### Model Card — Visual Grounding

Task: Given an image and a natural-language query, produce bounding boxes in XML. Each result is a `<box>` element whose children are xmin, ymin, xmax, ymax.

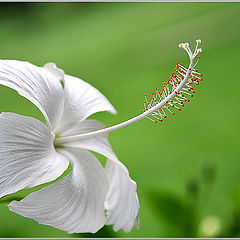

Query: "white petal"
<box><xmin>60</xmin><ymin>119</ymin><xmax>106</xmax><ymax>137</ymax></box>
<box><xmin>43</xmin><ymin>63</ymin><xmax>65</xmax><ymax>82</ymax></box>
<box><xmin>0</xmin><ymin>60</ymin><xmax>64</xmax><ymax>129</ymax></box>
<box><xmin>105</xmin><ymin>160</ymin><xmax>140</xmax><ymax>232</ymax></box>
<box><xmin>9</xmin><ymin>148</ymin><xmax>109</xmax><ymax>234</ymax></box>
<box><xmin>59</xmin><ymin>120</ymin><xmax>140</xmax><ymax>232</ymax></box>
<box><xmin>0</xmin><ymin>112</ymin><xmax>69</xmax><ymax>198</ymax></box>
<box><xmin>55</xmin><ymin>74</ymin><xmax>116</xmax><ymax>133</ymax></box>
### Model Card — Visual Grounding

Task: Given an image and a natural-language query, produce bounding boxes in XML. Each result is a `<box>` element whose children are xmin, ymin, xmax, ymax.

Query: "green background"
<box><xmin>0</xmin><ymin>2</ymin><xmax>239</xmax><ymax>238</ymax></box>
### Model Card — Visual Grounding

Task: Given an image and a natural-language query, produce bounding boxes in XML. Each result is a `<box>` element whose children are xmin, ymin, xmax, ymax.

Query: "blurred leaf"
<box><xmin>184</xmin><ymin>179</ymin><xmax>200</xmax><ymax>237</ymax></box>
<box><xmin>186</xmin><ymin>179</ymin><xmax>200</xmax><ymax>199</ymax></box>
<box><xmin>201</xmin><ymin>161</ymin><xmax>216</xmax><ymax>185</ymax></box>
<box><xmin>148</xmin><ymin>182</ymin><xmax>201</xmax><ymax>237</ymax></box>
<box><xmin>0</xmin><ymin>196</ymin><xmax>23</xmax><ymax>204</ymax></box>
<box><xmin>148</xmin><ymin>190</ymin><xmax>187</xmax><ymax>236</ymax></box>
<box><xmin>71</xmin><ymin>225</ymin><xmax>116</xmax><ymax>238</ymax></box>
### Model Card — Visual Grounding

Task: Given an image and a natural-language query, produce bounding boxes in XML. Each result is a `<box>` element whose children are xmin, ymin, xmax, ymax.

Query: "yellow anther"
<box><xmin>196</xmin><ymin>39</ymin><xmax>201</xmax><ymax>44</ymax></box>
<box><xmin>198</xmin><ymin>48</ymin><xmax>202</xmax><ymax>53</ymax></box>
<box><xmin>184</xmin><ymin>43</ymin><xmax>189</xmax><ymax>47</ymax></box>
<box><xmin>179</xmin><ymin>43</ymin><xmax>183</xmax><ymax>48</ymax></box>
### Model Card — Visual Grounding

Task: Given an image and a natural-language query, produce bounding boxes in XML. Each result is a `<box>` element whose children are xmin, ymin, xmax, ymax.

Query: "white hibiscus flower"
<box><xmin>0</xmin><ymin>61</ymin><xmax>139</xmax><ymax>233</ymax></box>
<box><xmin>0</xmin><ymin>39</ymin><xmax>202</xmax><ymax>234</ymax></box>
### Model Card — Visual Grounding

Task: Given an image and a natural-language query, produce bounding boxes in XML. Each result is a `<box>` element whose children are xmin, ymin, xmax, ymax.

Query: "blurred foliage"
<box><xmin>148</xmin><ymin>163</ymin><xmax>209</xmax><ymax>237</ymax></box>
<box><xmin>149</xmin><ymin>163</ymin><xmax>240</xmax><ymax>238</ymax></box>
<box><xmin>0</xmin><ymin>2</ymin><xmax>239</xmax><ymax>238</ymax></box>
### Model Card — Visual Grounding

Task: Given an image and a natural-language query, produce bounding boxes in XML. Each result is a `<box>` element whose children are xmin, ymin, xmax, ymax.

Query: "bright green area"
<box><xmin>0</xmin><ymin>2</ymin><xmax>239</xmax><ymax>238</ymax></box>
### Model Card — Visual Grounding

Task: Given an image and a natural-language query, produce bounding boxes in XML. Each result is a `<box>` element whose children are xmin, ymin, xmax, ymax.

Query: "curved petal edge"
<box><xmin>8</xmin><ymin>148</ymin><xmax>109</xmax><ymax>234</ymax></box>
<box><xmin>0</xmin><ymin>112</ymin><xmax>69</xmax><ymax>198</ymax></box>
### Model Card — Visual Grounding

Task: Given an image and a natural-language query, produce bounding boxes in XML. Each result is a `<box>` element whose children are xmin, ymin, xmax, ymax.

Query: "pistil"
<box><xmin>54</xmin><ymin>40</ymin><xmax>203</xmax><ymax>145</ymax></box>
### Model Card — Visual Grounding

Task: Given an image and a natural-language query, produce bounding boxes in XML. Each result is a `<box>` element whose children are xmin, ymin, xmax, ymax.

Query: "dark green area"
<box><xmin>0</xmin><ymin>2</ymin><xmax>239</xmax><ymax>238</ymax></box>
